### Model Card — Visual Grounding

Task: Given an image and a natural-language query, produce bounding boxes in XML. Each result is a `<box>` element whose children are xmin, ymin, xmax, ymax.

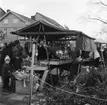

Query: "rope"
<box><xmin>1</xmin><ymin>74</ymin><xmax>107</xmax><ymax>102</ymax></box>
<box><xmin>35</xmin><ymin>75</ymin><xmax>107</xmax><ymax>102</ymax></box>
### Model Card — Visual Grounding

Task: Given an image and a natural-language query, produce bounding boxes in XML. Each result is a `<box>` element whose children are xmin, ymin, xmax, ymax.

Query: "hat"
<box><xmin>0</xmin><ymin>43</ymin><xmax>4</xmax><ymax>47</ymax></box>
<box><xmin>4</xmin><ymin>55</ymin><xmax>10</xmax><ymax>61</ymax></box>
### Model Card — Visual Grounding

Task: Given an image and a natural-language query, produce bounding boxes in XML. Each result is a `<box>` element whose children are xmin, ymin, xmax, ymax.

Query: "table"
<box><xmin>40</xmin><ymin>59</ymin><xmax>73</xmax><ymax>66</ymax></box>
<box><xmin>40</xmin><ymin>59</ymin><xmax>73</xmax><ymax>83</ymax></box>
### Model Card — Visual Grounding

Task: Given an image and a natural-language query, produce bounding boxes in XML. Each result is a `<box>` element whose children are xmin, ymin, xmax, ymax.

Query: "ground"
<box><xmin>0</xmin><ymin>92</ymin><xmax>28</xmax><ymax>105</ymax></box>
<box><xmin>0</xmin><ymin>91</ymin><xmax>46</xmax><ymax>105</ymax></box>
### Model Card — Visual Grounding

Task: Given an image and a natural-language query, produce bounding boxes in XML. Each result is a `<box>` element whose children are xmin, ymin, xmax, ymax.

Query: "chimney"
<box><xmin>7</xmin><ymin>9</ymin><xmax>10</xmax><ymax>13</ymax></box>
<box><xmin>31</xmin><ymin>16</ymin><xmax>35</xmax><ymax>20</ymax></box>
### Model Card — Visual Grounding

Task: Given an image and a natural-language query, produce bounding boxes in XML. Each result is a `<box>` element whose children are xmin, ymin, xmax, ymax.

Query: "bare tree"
<box><xmin>85</xmin><ymin>0</ymin><xmax>107</xmax><ymax>35</ymax></box>
<box><xmin>88</xmin><ymin>0</ymin><xmax>107</xmax><ymax>23</ymax></box>
<box><xmin>91</xmin><ymin>0</ymin><xmax>107</xmax><ymax>7</ymax></box>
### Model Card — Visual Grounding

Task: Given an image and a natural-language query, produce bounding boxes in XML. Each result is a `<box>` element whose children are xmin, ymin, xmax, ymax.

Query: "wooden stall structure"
<box><xmin>11</xmin><ymin>20</ymin><xmax>81</xmax><ymax>105</ymax></box>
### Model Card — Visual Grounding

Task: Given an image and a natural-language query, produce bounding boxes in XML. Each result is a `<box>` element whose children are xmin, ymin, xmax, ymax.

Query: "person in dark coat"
<box><xmin>24</xmin><ymin>42</ymin><xmax>32</xmax><ymax>57</ymax></box>
<box><xmin>12</xmin><ymin>40</ymin><xmax>23</xmax><ymax>71</ymax></box>
<box><xmin>37</xmin><ymin>40</ymin><xmax>47</xmax><ymax>60</ymax></box>
<box><xmin>2</xmin><ymin>55</ymin><xmax>14</xmax><ymax>92</ymax></box>
<box><xmin>12</xmin><ymin>55</ymin><xmax>23</xmax><ymax>71</ymax></box>
<box><xmin>0</xmin><ymin>40</ymin><xmax>22</xmax><ymax>76</ymax></box>
<box><xmin>0</xmin><ymin>43</ymin><xmax>5</xmax><ymax>76</ymax></box>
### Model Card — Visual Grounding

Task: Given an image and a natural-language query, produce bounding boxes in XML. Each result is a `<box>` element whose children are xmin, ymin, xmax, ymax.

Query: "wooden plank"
<box><xmin>40</xmin><ymin>59</ymin><xmax>73</xmax><ymax>65</ymax></box>
<box><xmin>39</xmin><ymin>70</ymin><xmax>49</xmax><ymax>91</ymax></box>
<box><xmin>12</xmin><ymin>31</ymin><xmax>78</xmax><ymax>35</ymax></box>
<box><xmin>23</xmin><ymin>65</ymin><xmax>48</xmax><ymax>71</ymax></box>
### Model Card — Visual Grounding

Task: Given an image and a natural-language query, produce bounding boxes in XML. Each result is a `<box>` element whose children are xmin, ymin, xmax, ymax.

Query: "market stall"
<box><xmin>11</xmin><ymin>19</ymin><xmax>97</xmax><ymax>105</ymax></box>
<box><xmin>11</xmin><ymin>20</ymin><xmax>96</xmax><ymax>80</ymax></box>
<box><xmin>11</xmin><ymin>20</ymin><xmax>81</xmax><ymax>105</ymax></box>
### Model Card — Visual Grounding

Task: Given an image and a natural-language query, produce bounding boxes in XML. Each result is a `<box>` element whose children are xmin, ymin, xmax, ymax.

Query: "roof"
<box><xmin>12</xmin><ymin>20</ymin><xmax>68</xmax><ymax>33</ymax></box>
<box><xmin>0</xmin><ymin>10</ymin><xmax>35</xmax><ymax>24</ymax></box>
<box><xmin>35</xmin><ymin>12</ymin><xmax>64</xmax><ymax>29</ymax></box>
<box><xmin>0</xmin><ymin>8</ymin><xmax>6</xmax><ymax>18</ymax></box>
<box><xmin>34</xmin><ymin>13</ymin><xmax>95</xmax><ymax>40</ymax></box>
<box><xmin>11</xmin><ymin>13</ymin><xmax>95</xmax><ymax>41</ymax></box>
<box><xmin>11</xmin><ymin>20</ymin><xmax>86</xmax><ymax>41</ymax></box>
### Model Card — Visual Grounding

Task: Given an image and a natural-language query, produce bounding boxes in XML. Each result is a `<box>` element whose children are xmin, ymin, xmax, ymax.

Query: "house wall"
<box><xmin>0</xmin><ymin>13</ymin><xmax>29</xmax><ymax>42</ymax></box>
<box><xmin>0</xmin><ymin>13</ymin><xmax>26</xmax><ymax>28</ymax></box>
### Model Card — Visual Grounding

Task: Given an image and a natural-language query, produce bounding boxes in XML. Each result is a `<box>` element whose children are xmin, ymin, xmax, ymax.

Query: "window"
<box><xmin>13</xmin><ymin>28</ymin><xmax>18</xmax><ymax>31</ymax></box>
<box><xmin>13</xmin><ymin>19</ymin><xmax>18</xmax><ymax>24</ymax></box>
<box><xmin>3</xmin><ymin>19</ymin><xmax>8</xmax><ymax>24</ymax></box>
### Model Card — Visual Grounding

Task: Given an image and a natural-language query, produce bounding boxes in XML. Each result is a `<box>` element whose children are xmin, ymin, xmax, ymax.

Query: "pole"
<box><xmin>101</xmin><ymin>50</ymin><xmax>105</xmax><ymax>68</ymax></box>
<box><xmin>29</xmin><ymin>36</ymin><xmax>32</xmax><ymax>52</ymax></box>
<box><xmin>100</xmin><ymin>44</ymin><xmax>105</xmax><ymax>68</ymax></box>
<box><xmin>28</xmin><ymin>43</ymin><xmax>35</xmax><ymax>105</ymax></box>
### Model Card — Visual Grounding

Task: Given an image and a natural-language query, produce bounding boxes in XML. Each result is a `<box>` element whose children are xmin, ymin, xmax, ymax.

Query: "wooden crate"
<box><xmin>16</xmin><ymin>80</ymin><xmax>37</xmax><ymax>95</ymax></box>
<box><xmin>15</xmin><ymin>80</ymin><xmax>30</xmax><ymax>94</ymax></box>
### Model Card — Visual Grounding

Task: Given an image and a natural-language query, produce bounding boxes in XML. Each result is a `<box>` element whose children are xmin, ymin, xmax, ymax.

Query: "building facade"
<box><xmin>0</xmin><ymin>9</ymin><xmax>35</xmax><ymax>43</ymax></box>
<box><xmin>0</xmin><ymin>8</ymin><xmax>6</xmax><ymax>18</ymax></box>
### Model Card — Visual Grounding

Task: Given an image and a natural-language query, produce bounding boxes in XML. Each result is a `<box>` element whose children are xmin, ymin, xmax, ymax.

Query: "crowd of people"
<box><xmin>0</xmin><ymin>40</ymin><xmax>27</xmax><ymax>92</ymax></box>
<box><xmin>0</xmin><ymin>39</ymin><xmax>61</xmax><ymax>92</ymax></box>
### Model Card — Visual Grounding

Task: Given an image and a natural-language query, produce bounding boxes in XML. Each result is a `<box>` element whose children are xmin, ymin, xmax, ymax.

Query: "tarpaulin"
<box><xmin>76</xmin><ymin>34</ymin><xmax>96</xmax><ymax>52</ymax></box>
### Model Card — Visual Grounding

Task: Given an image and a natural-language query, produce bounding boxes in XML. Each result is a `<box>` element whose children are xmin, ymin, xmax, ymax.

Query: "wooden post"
<box><xmin>29</xmin><ymin>43</ymin><xmax>35</xmax><ymax>105</ymax></box>
<box><xmin>77</xmin><ymin>64</ymin><xmax>81</xmax><ymax>75</ymax></box>
<box><xmin>101</xmin><ymin>50</ymin><xmax>105</xmax><ymax>68</ymax></box>
<box><xmin>29</xmin><ymin>36</ymin><xmax>32</xmax><ymax>52</ymax></box>
<box><xmin>100</xmin><ymin>44</ymin><xmax>105</xmax><ymax>68</ymax></box>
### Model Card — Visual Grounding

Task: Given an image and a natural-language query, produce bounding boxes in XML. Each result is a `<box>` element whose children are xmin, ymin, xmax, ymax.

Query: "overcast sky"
<box><xmin>0</xmin><ymin>0</ymin><xmax>107</xmax><ymax>40</ymax></box>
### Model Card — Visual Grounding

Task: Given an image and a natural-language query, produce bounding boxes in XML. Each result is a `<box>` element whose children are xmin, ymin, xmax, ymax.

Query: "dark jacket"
<box><xmin>2</xmin><ymin>63</ymin><xmax>13</xmax><ymax>78</ymax></box>
<box><xmin>12</xmin><ymin>57</ymin><xmax>22</xmax><ymax>70</ymax></box>
<box><xmin>37</xmin><ymin>45</ymin><xmax>47</xmax><ymax>60</ymax></box>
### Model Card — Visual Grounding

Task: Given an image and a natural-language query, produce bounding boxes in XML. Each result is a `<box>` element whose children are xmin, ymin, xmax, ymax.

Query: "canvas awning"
<box><xmin>11</xmin><ymin>19</ymin><xmax>96</xmax><ymax>51</ymax></box>
<box><xmin>76</xmin><ymin>33</ymin><xmax>96</xmax><ymax>52</ymax></box>
<box><xmin>11</xmin><ymin>20</ymin><xmax>80</xmax><ymax>41</ymax></box>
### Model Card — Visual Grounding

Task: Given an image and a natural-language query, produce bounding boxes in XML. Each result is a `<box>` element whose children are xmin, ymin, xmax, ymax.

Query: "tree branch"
<box><xmin>99</xmin><ymin>0</ymin><xmax>107</xmax><ymax>7</ymax></box>
<box><xmin>88</xmin><ymin>17</ymin><xmax>107</xmax><ymax>24</ymax></box>
<box><xmin>91</xmin><ymin>0</ymin><xmax>107</xmax><ymax>7</ymax></box>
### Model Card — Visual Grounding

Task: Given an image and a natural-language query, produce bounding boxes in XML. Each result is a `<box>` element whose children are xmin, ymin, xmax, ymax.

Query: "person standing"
<box><xmin>12</xmin><ymin>40</ymin><xmax>23</xmax><ymax>71</ymax></box>
<box><xmin>2</xmin><ymin>55</ymin><xmax>13</xmax><ymax>92</ymax></box>
<box><xmin>68</xmin><ymin>47</ymin><xmax>82</xmax><ymax>81</ymax></box>
<box><xmin>93</xmin><ymin>49</ymin><xmax>100</xmax><ymax>67</ymax></box>
<box><xmin>37</xmin><ymin>40</ymin><xmax>47</xmax><ymax>60</ymax></box>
